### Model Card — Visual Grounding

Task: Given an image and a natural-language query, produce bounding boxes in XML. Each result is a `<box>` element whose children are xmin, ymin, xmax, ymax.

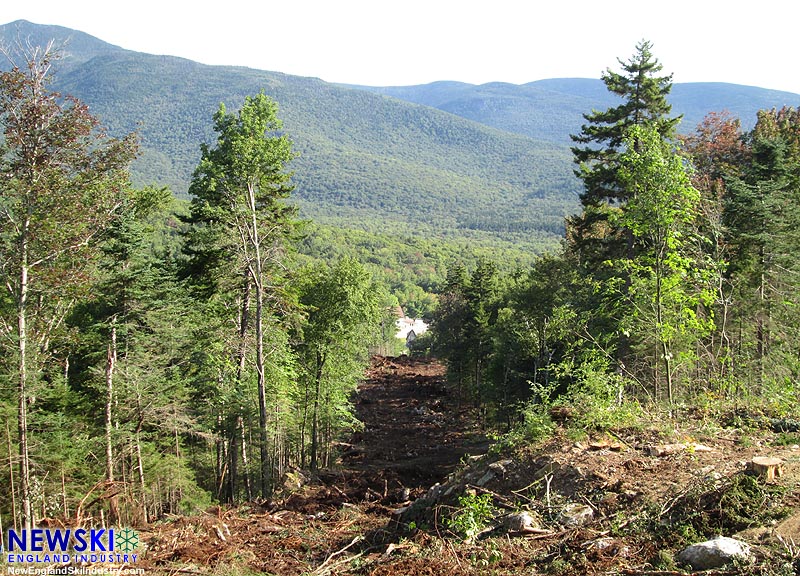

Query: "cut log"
<box><xmin>646</xmin><ymin>443</ymin><xmax>713</xmax><ymax>457</ymax></box>
<box><xmin>589</xmin><ymin>438</ymin><xmax>623</xmax><ymax>451</ymax></box>
<box><xmin>748</xmin><ymin>456</ymin><xmax>784</xmax><ymax>480</ymax></box>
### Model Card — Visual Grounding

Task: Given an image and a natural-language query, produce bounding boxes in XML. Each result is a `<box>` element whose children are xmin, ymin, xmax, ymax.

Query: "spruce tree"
<box><xmin>723</xmin><ymin>109</ymin><xmax>800</xmax><ymax>386</ymax></box>
<box><xmin>569</xmin><ymin>40</ymin><xmax>681</xmax><ymax>265</ymax></box>
<box><xmin>0</xmin><ymin>46</ymin><xmax>137</xmax><ymax>529</ymax></box>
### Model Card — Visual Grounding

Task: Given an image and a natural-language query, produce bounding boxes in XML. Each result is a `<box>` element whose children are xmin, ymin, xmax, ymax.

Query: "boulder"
<box><xmin>503</xmin><ymin>511</ymin><xmax>539</xmax><ymax>532</ymax></box>
<box><xmin>558</xmin><ymin>503</ymin><xmax>594</xmax><ymax>526</ymax></box>
<box><xmin>676</xmin><ymin>536</ymin><xmax>751</xmax><ymax>570</ymax></box>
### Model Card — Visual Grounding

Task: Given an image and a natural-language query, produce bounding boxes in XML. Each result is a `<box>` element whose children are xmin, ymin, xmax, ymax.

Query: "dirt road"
<box><xmin>139</xmin><ymin>355</ymin><xmax>487</xmax><ymax>574</ymax></box>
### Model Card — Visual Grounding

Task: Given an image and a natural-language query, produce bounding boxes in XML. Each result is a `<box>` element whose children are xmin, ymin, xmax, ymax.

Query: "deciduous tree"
<box><xmin>184</xmin><ymin>92</ymin><xmax>297</xmax><ymax>497</ymax></box>
<box><xmin>0</xmin><ymin>45</ymin><xmax>137</xmax><ymax>528</ymax></box>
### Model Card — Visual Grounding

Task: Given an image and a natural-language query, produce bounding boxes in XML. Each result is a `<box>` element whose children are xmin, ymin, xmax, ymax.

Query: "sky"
<box><xmin>2</xmin><ymin>0</ymin><xmax>800</xmax><ymax>94</ymax></box>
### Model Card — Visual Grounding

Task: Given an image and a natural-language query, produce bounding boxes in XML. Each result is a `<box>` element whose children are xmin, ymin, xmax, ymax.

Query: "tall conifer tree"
<box><xmin>569</xmin><ymin>40</ymin><xmax>681</xmax><ymax>266</ymax></box>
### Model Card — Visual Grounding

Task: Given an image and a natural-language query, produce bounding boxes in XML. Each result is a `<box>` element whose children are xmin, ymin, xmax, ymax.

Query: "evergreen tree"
<box><xmin>67</xmin><ymin>186</ymin><xmax>208</xmax><ymax>523</ymax></box>
<box><xmin>569</xmin><ymin>40</ymin><xmax>681</xmax><ymax>265</ymax></box>
<box><xmin>432</xmin><ymin>264</ymin><xmax>471</xmax><ymax>399</ymax></box>
<box><xmin>487</xmin><ymin>253</ymin><xmax>579</xmax><ymax>428</ymax></box>
<box><xmin>0</xmin><ymin>45</ymin><xmax>137</xmax><ymax>528</ymax></box>
<box><xmin>723</xmin><ymin>109</ymin><xmax>800</xmax><ymax>386</ymax></box>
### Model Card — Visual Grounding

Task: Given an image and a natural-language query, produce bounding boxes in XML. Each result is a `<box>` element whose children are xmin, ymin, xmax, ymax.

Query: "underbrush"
<box><xmin>497</xmin><ymin>361</ymin><xmax>800</xmax><ymax>452</ymax></box>
<box><xmin>645</xmin><ymin>472</ymin><xmax>790</xmax><ymax>547</ymax></box>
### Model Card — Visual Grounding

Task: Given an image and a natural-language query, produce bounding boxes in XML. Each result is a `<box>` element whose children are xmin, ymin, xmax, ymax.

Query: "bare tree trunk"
<box><xmin>61</xmin><ymin>466</ymin><xmax>68</xmax><ymax>519</ymax></box>
<box><xmin>300</xmin><ymin>383</ymin><xmax>310</xmax><ymax>468</ymax></box>
<box><xmin>7</xmin><ymin>420</ymin><xmax>18</xmax><ymax>531</ymax></box>
<box><xmin>273</xmin><ymin>402</ymin><xmax>285</xmax><ymax>480</ymax></box>
<box><xmin>17</xmin><ymin>251</ymin><xmax>33</xmax><ymax>531</ymax></box>
<box><xmin>134</xmin><ymin>422</ymin><xmax>148</xmax><ymax>524</ymax></box>
<box><xmin>236</xmin><ymin>273</ymin><xmax>251</xmax><ymax>380</ymax></box>
<box><xmin>173</xmin><ymin>422</ymin><xmax>182</xmax><ymax>512</ymax></box>
<box><xmin>247</xmin><ymin>182</ymin><xmax>270</xmax><ymax>497</ymax></box>
<box><xmin>105</xmin><ymin>320</ymin><xmax>119</xmax><ymax>525</ymax></box>
<box><xmin>228</xmin><ymin>431</ymin><xmax>238</xmax><ymax>503</ymax></box>
<box><xmin>310</xmin><ymin>353</ymin><xmax>323</xmax><ymax>471</ymax></box>
<box><xmin>255</xmin><ymin>279</ymin><xmax>269</xmax><ymax>495</ymax></box>
<box><xmin>238</xmin><ymin>416</ymin><xmax>252</xmax><ymax>501</ymax></box>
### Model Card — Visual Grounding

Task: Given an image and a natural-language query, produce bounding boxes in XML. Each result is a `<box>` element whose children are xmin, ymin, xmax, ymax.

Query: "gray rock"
<box><xmin>476</xmin><ymin>470</ymin><xmax>495</xmax><ymax>486</ymax></box>
<box><xmin>425</xmin><ymin>482</ymin><xmax>443</xmax><ymax>500</ymax></box>
<box><xmin>558</xmin><ymin>503</ymin><xmax>594</xmax><ymax>526</ymax></box>
<box><xmin>489</xmin><ymin>459</ymin><xmax>514</xmax><ymax>474</ymax></box>
<box><xmin>503</xmin><ymin>511</ymin><xmax>539</xmax><ymax>532</ymax></box>
<box><xmin>676</xmin><ymin>536</ymin><xmax>751</xmax><ymax>570</ymax></box>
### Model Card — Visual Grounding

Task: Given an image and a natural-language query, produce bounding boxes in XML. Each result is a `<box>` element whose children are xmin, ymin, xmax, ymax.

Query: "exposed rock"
<box><xmin>503</xmin><ymin>511</ymin><xmax>541</xmax><ymax>533</ymax></box>
<box><xmin>558</xmin><ymin>503</ymin><xmax>594</xmax><ymax>526</ymax></box>
<box><xmin>476</xmin><ymin>470</ymin><xmax>495</xmax><ymax>486</ymax></box>
<box><xmin>588</xmin><ymin>438</ymin><xmax>622</xmax><ymax>451</ymax></box>
<box><xmin>282</xmin><ymin>469</ymin><xmax>307</xmax><ymax>491</ymax></box>
<box><xmin>425</xmin><ymin>482</ymin><xmax>443</xmax><ymax>501</ymax></box>
<box><xmin>586</xmin><ymin>536</ymin><xmax>630</xmax><ymax>557</ymax></box>
<box><xmin>676</xmin><ymin>536</ymin><xmax>751</xmax><ymax>570</ymax></box>
<box><xmin>489</xmin><ymin>459</ymin><xmax>514</xmax><ymax>474</ymax></box>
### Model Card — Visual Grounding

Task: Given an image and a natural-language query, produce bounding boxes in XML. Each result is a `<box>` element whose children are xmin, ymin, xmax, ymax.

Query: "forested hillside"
<box><xmin>360</xmin><ymin>78</ymin><xmax>800</xmax><ymax>144</ymax></box>
<box><xmin>4</xmin><ymin>20</ymin><xmax>798</xmax><ymax>258</ymax></box>
<box><xmin>430</xmin><ymin>40</ymin><xmax>800</xmax><ymax>443</ymax></box>
<box><xmin>0</xmin><ymin>20</ymin><xmax>578</xmax><ymax>255</ymax></box>
<box><xmin>2</xmin><ymin>21</ymin><xmax>800</xmax><ymax>574</ymax></box>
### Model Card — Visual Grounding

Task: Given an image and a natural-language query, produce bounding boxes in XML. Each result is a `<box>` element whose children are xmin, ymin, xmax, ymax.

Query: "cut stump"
<box><xmin>748</xmin><ymin>456</ymin><xmax>784</xmax><ymax>480</ymax></box>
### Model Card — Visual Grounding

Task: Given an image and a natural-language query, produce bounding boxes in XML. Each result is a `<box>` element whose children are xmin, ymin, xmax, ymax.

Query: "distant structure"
<box><xmin>395</xmin><ymin>315</ymin><xmax>428</xmax><ymax>346</ymax></box>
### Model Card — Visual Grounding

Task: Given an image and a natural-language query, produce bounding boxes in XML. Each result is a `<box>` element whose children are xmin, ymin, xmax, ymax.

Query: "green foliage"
<box><xmin>512</xmin><ymin>404</ymin><xmax>556</xmax><ymax>446</ymax></box>
<box><xmin>5</xmin><ymin>29</ymin><xmax>800</xmax><ymax>534</ymax></box>
<box><xmin>295</xmin><ymin>257</ymin><xmax>384</xmax><ymax>469</ymax></box>
<box><xmin>654</xmin><ymin>473</ymin><xmax>789</xmax><ymax>547</ymax></box>
<box><xmin>557</xmin><ymin>357</ymin><xmax>644</xmax><ymax>433</ymax></box>
<box><xmin>429</xmin><ymin>42</ymin><xmax>800</xmax><ymax>436</ymax></box>
<box><xmin>447</xmin><ymin>492</ymin><xmax>496</xmax><ymax>541</ymax></box>
<box><xmin>25</xmin><ymin>25</ymin><xmax>580</xmax><ymax>252</ymax></box>
<box><xmin>571</xmin><ymin>39</ymin><xmax>680</xmax><ymax>212</ymax></box>
<box><xmin>0</xmin><ymin>44</ymin><xmax>139</xmax><ymax>528</ymax></box>
<box><xmin>610</xmin><ymin>125</ymin><xmax>717</xmax><ymax>402</ymax></box>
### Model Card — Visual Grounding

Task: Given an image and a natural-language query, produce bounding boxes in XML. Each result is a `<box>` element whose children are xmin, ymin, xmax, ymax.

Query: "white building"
<box><xmin>395</xmin><ymin>316</ymin><xmax>428</xmax><ymax>345</ymax></box>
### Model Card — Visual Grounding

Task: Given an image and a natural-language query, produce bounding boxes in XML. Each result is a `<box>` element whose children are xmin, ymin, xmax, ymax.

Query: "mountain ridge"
<box><xmin>2</xmin><ymin>19</ymin><xmax>799</xmax><ymax>253</ymax></box>
<box><xmin>354</xmin><ymin>78</ymin><xmax>800</xmax><ymax>145</ymax></box>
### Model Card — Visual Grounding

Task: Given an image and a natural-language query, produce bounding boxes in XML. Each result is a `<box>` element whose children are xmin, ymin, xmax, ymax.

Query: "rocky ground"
<box><xmin>135</xmin><ymin>356</ymin><xmax>800</xmax><ymax>575</ymax></box>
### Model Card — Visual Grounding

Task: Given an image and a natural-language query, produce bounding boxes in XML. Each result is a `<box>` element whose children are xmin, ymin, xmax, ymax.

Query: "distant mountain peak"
<box><xmin>0</xmin><ymin>19</ymin><xmax>127</xmax><ymax>66</ymax></box>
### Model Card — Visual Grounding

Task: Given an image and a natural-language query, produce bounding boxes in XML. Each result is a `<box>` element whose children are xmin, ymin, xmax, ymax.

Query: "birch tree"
<box><xmin>0</xmin><ymin>45</ymin><xmax>137</xmax><ymax>529</ymax></box>
<box><xmin>186</xmin><ymin>92</ymin><xmax>297</xmax><ymax>497</ymax></box>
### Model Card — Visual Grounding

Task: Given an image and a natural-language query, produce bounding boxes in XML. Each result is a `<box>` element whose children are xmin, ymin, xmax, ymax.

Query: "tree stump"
<box><xmin>748</xmin><ymin>456</ymin><xmax>784</xmax><ymax>480</ymax></box>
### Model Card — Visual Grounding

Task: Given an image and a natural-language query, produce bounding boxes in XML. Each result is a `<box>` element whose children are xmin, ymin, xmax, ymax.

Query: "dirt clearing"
<box><xmin>134</xmin><ymin>357</ymin><xmax>800</xmax><ymax>575</ymax></box>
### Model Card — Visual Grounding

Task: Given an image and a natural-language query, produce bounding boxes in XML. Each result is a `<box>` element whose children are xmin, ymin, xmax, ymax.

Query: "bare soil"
<box><xmin>134</xmin><ymin>356</ymin><xmax>800</xmax><ymax>575</ymax></box>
